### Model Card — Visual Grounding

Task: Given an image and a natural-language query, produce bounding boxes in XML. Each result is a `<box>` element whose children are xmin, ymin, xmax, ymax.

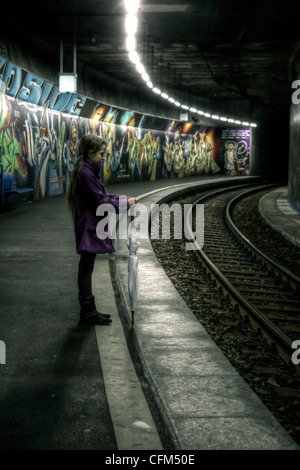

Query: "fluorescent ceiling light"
<box><xmin>128</xmin><ymin>50</ymin><xmax>140</xmax><ymax>64</ymax></box>
<box><xmin>141</xmin><ymin>72</ymin><xmax>149</xmax><ymax>82</ymax></box>
<box><xmin>125</xmin><ymin>0</ymin><xmax>140</xmax><ymax>14</ymax></box>
<box><xmin>136</xmin><ymin>62</ymin><xmax>145</xmax><ymax>74</ymax></box>
<box><xmin>123</xmin><ymin>4</ymin><xmax>257</xmax><ymax>128</ymax></box>
<box><xmin>125</xmin><ymin>14</ymin><xmax>138</xmax><ymax>35</ymax></box>
<box><xmin>153</xmin><ymin>87</ymin><xmax>161</xmax><ymax>94</ymax></box>
<box><xmin>126</xmin><ymin>36</ymin><xmax>136</xmax><ymax>52</ymax></box>
<box><xmin>59</xmin><ymin>73</ymin><xmax>77</xmax><ymax>93</ymax></box>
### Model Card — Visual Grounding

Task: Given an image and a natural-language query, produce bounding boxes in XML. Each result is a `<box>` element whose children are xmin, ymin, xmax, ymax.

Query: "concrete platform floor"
<box><xmin>0</xmin><ymin>175</ymin><xmax>299</xmax><ymax>450</ymax></box>
<box><xmin>259</xmin><ymin>186</ymin><xmax>300</xmax><ymax>247</ymax></box>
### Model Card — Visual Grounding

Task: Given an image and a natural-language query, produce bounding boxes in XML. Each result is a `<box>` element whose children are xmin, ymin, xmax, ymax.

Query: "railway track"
<box><xmin>151</xmin><ymin>182</ymin><xmax>300</xmax><ymax>444</ymax></box>
<box><xmin>184</xmin><ymin>184</ymin><xmax>300</xmax><ymax>368</ymax></box>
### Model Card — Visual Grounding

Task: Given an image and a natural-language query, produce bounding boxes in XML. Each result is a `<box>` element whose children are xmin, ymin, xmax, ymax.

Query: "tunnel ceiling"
<box><xmin>2</xmin><ymin>0</ymin><xmax>299</xmax><ymax>111</ymax></box>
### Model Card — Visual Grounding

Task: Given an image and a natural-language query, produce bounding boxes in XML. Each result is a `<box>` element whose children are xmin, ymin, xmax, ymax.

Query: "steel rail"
<box><xmin>184</xmin><ymin>184</ymin><xmax>297</xmax><ymax>362</ymax></box>
<box><xmin>225</xmin><ymin>187</ymin><xmax>300</xmax><ymax>289</ymax></box>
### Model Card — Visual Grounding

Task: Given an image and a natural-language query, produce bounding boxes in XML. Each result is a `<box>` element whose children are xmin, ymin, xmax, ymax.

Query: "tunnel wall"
<box><xmin>249</xmin><ymin>105</ymin><xmax>290</xmax><ymax>182</ymax></box>
<box><xmin>288</xmin><ymin>99</ymin><xmax>300</xmax><ymax>213</ymax></box>
<box><xmin>0</xmin><ymin>54</ymin><xmax>251</xmax><ymax>200</ymax></box>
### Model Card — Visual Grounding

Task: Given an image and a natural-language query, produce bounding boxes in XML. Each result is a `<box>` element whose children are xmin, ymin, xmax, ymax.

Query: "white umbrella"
<box><xmin>127</xmin><ymin>217</ymin><xmax>140</xmax><ymax>326</ymax></box>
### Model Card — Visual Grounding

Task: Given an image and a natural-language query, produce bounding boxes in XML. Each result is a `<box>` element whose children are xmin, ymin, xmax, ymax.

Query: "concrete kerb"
<box><xmin>259</xmin><ymin>188</ymin><xmax>300</xmax><ymax>248</ymax></box>
<box><xmin>108</xmin><ymin>176</ymin><xmax>266</xmax><ymax>449</ymax></box>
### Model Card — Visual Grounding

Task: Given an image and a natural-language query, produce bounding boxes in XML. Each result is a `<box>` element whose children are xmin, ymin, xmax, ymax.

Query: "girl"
<box><xmin>68</xmin><ymin>134</ymin><xmax>137</xmax><ymax>325</ymax></box>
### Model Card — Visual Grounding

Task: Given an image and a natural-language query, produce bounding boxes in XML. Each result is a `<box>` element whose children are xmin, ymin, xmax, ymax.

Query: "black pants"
<box><xmin>77</xmin><ymin>252</ymin><xmax>97</xmax><ymax>298</ymax></box>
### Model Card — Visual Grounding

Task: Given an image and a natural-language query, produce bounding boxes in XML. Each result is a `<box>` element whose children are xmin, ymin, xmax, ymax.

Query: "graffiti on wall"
<box><xmin>218</xmin><ymin>127</ymin><xmax>251</xmax><ymax>176</ymax></box>
<box><xmin>99</xmin><ymin>120</ymin><xmax>222</xmax><ymax>184</ymax></box>
<box><xmin>0</xmin><ymin>54</ymin><xmax>251</xmax><ymax>200</ymax></box>
<box><xmin>0</xmin><ymin>55</ymin><xmax>86</xmax><ymax>116</ymax></box>
<box><xmin>0</xmin><ymin>84</ymin><xmax>251</xmax><ymax>199</ymax></box>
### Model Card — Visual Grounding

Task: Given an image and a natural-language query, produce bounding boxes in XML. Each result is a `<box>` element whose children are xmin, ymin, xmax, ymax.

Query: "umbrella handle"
<box><xmin>130</xmin><ymin>205</ymin><xmax>135</xmax><ymax>226</ymax></box>
<box><xmin>130</xmin><ymin>199</ymin><xmax>137</xmax><ymax>224</ymax></box>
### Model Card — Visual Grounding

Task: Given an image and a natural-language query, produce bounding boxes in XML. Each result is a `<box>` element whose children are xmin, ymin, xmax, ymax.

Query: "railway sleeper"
<box><xmin>240</xmin><ymin>287</ymin><xmax>293</xmax><ymax>296</ymax></box>
<box><xmin>206</xmin><ymin>259</ymin><xmax>254</xmax><ymax>267</ymax></box>
<box><xmin>268</xmin><ymin>314</ymin><xmax>300</xmax><ymax>322</ymax></box>
<box><xmin>219</xmin><ymin>269</ymin><xmax>265</xmax><ymax>276</ymax></box>
<box><xmin>227</xmin><ymin>224</ymin><xmax>297</xmax><ymax>289</ymax></box>
<box><xmin>280</xmin><ymin>325</ymin><xmax>300</xmax><ymax>333</ymax></box>
<box><xmin>230</xmin><ymin>278</ymin><xmax>283</xmax><ymax>287</ymax></box>
<box><xmin>260</xmin><ymin>305</ymin><xmax>300</xmax><ymax>313</ymax></box>
<box><xmin>239</xmin><ymin>294</ymin><xmax>297</xmax><ymax>303</ymax></box>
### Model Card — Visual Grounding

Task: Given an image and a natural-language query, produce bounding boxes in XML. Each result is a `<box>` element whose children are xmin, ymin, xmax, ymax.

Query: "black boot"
<box><xmin>79</xmin><ymin>295</ymin><xmax>112</xmax><ymax>325</ymax></box>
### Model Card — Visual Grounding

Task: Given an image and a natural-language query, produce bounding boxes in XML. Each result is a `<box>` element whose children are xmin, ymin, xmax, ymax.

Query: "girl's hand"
<box><xmin>128</xmin><ymin>198</ymin><xmax>137</xmax><ymax>207</ymax></box>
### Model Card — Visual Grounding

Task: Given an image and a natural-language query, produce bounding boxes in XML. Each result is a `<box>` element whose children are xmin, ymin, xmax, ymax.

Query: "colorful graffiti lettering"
<box><xmin>0</xmin><ymin>81</ymin><xmax>27</xmax><ymax>180</ymax></box>
<box><xmin>0</xmin><ymin>55</ymin><xmax>86</xmax><ymax>115</ymax></box>
<box><xmin>0</xmin><ymin>68</ymin><xmax>251</xmax><ymax>201</ymax></box>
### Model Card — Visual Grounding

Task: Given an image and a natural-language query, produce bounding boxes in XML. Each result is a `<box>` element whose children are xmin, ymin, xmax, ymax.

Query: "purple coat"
<box><xmin>74</xmin><ymin>161</ymin><xmax>130</xmax><ymax>254</ymax></box>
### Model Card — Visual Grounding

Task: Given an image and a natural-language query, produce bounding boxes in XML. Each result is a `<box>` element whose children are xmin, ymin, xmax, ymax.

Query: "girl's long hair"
<box><xmin>67</xmin><ymin>134</ymin><xmax>107</xmax><ymax>218</ymax></box>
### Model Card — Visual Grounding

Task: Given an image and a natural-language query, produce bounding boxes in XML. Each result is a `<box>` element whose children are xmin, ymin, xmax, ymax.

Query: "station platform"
<box><xmin>259</xmin><ymin>186</ymin><xmax>300</xmax><ymax>247</ymax></box>
<box><xmin>0</xmin><ymin>175</ymin><xmax>299</xmax><ymax>451</ymax></box>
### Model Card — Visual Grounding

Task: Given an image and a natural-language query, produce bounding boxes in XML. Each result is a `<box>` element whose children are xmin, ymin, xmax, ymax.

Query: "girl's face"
<box><xmin>88</xmin><ymin>143</ymin><xmax>107</xmax><ymax>165</ymax></box>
